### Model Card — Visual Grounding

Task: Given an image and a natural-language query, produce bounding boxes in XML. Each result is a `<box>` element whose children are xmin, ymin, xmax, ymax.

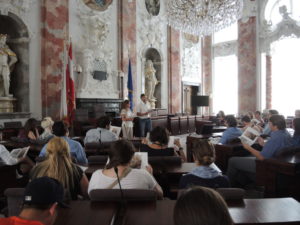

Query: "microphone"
<box><xmin>99</xmin><ymin>129</ymin><xmax>102</xmax><ymax>144</ymax></box>
<box><xmin>109</xmin><ymin>167</ymin><xmax>126</xmax><ymax>225</ymax></box>
<box><xmin>114</xmin><ymin>167</ymin><xmax>125</xmax><ymax>201</ymax></box>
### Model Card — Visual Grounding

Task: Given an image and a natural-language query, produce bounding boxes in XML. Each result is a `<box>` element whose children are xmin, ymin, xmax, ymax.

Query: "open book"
<box><xmin>239</xmin><ymin>127</ymin><xmax>260</xmax><ymax>146</ymax></box>
<box><xmin>10</xmin><ymin>146</ymin><xmax>30</xmax><ymax>159</ymax></box>
<box><xmin>110</xmin><ymin>126</ymin><xmax>122</xmax><ymax>137</ymax></box>
<box><xmin>131</xmin><ymin>152</ymin><xmax>148</xmax><ymax>169</ymax></box>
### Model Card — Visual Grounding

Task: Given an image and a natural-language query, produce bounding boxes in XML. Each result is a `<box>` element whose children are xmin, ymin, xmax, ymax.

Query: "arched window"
<box><xmin>261</xmin><ymin>0</ymin><xmax>300</xmax><ymax>116</ymax></box>
<box><xmin>213</xmin><ymin>23</ymin><xmax>238</xmax><ymax>115</ymax></box>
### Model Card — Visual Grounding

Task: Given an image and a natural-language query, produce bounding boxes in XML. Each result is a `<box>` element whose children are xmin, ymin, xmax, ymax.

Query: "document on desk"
<box><xmin>210</xmin><ymin>163</ymin><xmax>222</xmax><ymax>173</ymax></box>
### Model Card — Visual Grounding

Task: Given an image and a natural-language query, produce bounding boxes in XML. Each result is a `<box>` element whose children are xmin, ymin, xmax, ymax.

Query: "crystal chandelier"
<box><xmin>166</xmin><ymin>0</ymin><xmax>243</xmax><ymax>36</ymax></box>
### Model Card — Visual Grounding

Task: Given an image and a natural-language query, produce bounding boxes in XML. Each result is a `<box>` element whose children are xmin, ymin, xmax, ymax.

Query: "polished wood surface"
<box><xmin>85</xmin><ymin>163</ymin><xmax>197</xmax><ymax>178</ymax></box>
<box><xmin>256</xmin><ymin>151</ymin><xmax>300</xmax><ymax>200</ymax></box>
<box><xmin>54</xmin><ymin>198</ymin><xmax>300</xmax><ymax>225</ymax></box>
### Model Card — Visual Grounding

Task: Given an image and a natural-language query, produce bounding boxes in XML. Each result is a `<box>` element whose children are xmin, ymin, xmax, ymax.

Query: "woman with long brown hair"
<box><xmin>30</xmin><ymin>137</ymin><xmax>89</xmax><ymax>200</ymax></box>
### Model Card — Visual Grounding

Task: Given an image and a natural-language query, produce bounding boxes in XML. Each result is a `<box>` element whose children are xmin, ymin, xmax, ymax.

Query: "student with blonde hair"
<box><xmin>38</xmin><ymin>117</ymin><xmax>54</xmax><ymax>141</ymax></box>
<box><xmin>30</xmin><ymin>137</ymin><xmax>89</xmax><ymax>200</ymax></box>
<box><xmin>179</xmin><ymin>140</ymin><xmax>229</xmax><ymax>189</ymax></box>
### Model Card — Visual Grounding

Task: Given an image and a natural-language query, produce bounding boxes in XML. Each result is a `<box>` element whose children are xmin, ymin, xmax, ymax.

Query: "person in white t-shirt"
<box><xmin>136</xmin><ymin>94</ymin><xmax>152</xmax><ymax>137</ymax></box>
<box><xmin>120</xmin><ymin>100</ymin><xmax>134</xmax><ymax>140</ymax></box>
<box><xmin>88</xmin><ymin>140</ymin><xmax>163</xmax><ymax>199</ymax></box>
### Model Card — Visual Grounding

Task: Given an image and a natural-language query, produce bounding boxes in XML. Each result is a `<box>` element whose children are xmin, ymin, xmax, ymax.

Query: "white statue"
<box><xmin>144</xmin><ymin>60</ymin><xmax>158</xmax><ymax>104</ymax></box>
<box><xmin>77</xmin><ymin>49</ymin><xmax>93</xmax><ymax>92</ymax></box>
<box><xmin>0</xmin><ymin>34</ymin><xmax>18</xmax><ymax>97</ymax></box>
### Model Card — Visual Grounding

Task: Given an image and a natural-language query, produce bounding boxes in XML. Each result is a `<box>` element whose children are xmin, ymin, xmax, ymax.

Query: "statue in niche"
<box><xmin>145</xmin><ymin>60</ymin><xmax>158</xmax><ymax>108</ymax></box>
<box><xmin>0</xmin><ymin>34</ymin><xmax>17</xmax><ymax>97</ymax></box>
<box><xmin>145</xmin><ymin>0</ymin><xmax>160</xmax><ymax>16</ymax></box>
<box><xmin>77</xmin><ymin>49</ymin><xmax>93</xmax><ymax>92</ymax></box>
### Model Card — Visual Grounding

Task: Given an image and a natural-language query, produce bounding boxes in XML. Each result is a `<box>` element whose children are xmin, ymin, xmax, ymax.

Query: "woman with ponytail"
<box><xmin>88</xmin><ymin>140</ymin><xmax>163</xmax><ymax>198</ymax></box>
<box><xmin>30</xmin><ymin>137</ymin><xmax>89</xmax><ymax>200</ymax></box>
<box><xmin>179</xmin><ymin>140</ymin><xmax>230</xmax><ymax>189</ymax></box>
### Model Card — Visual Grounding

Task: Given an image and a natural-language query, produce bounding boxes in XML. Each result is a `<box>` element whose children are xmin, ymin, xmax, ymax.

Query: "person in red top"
<box><xmin>0</xmin><ymin>177</ymin><xmax>67</xmax><ymax>225</ymax></box>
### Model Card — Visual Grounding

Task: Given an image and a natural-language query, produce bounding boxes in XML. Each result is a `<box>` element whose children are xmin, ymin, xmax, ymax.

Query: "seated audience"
<box><xmin>39</xmin><ymin>121</ymin><xmax>87</xmax><ymax>164</ymax></box>
<box><xmin>18</xmin><ymin>118</ymin><xmax>39</xmax><ymax>140</ymax></box>
<box><xmin>31</xmin><ymin>137</ymin><xmax>89</xmax><ymax>200</ymax></box>
<box><xmin>241</xmin><ymin>115</ymin><xmax>262</xmax><ymax>133</ymax></box>
<box><xmin>84</xmin><ymin>116</ymin><xmax>118</xmax><ymax>144</ymax></box>
<box><xmin>0</xmin><ymin>144</ymin><xmax>34</xmax><ymax>176</ymax></box>
<box><xmin>247</xmin><ymin>111</ymin><xmax>254</xmax><ymax>120</ymax></box>
<box><xmin>140</xmin><ymin>126</ymin><xmax>186</xmax><ymax>161</ymax></box>
<box><xmin>219</xmin><ymin>115</ymin><xmax>242</xmax><ymax>144</ymax></box>
<box><xmin>0</xmin><ymin>177</ymin><xmax>66</xmax><ymax>225</ymax></box>
<box><xmin>227</xmin><ymin>115</ymin><xmax>294</xmax><ymax>187</ymax></box>
<box><xmin>88</xmin><ymin>140</ymin><xmax>163</xmax><ymax>198</ymax></box>
<box><xmin>179</xmin><ymin>140</ymin><xmax>229</xmax><ymax>189</ymax></box>
<box><xmin>120</xmin><ymin>100</ymin><xmax>134</xmax><ymax>140</ymax></box>
<box><xmin>38</xmin><ymin>117</ymin><xmax>54</xmax><ymax>141</ymax></box>
<box><xmin>253</xmin><ymin>110</ymin><xmax>264</xmax><ymax>125</ymax></box>
<box><xmin>216</xmin><ymin>110</ymin><xmax>225</xmax><ymax>125</ymax></box>
<box><xmin>262</xmin><ymin>109</ymin><xmax>279</xmax><ymax>135</ymax></box>
<box><xmin>292</xmin><ymin>118</ymin><xmax>300</xmax><ymax>146</ymax></box>
<box><xmin>174</xmin><ymin>186</ymin><xmax>233</xmax><ymax>225</ymax></box>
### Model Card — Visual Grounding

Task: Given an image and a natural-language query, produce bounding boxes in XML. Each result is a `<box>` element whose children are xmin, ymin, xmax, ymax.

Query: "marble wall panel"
<box><xmin>168</xmin><ymin>27</ymin><xmax>181</xmax><ymax>114</ymax></box>
<box><xmin>41</xmin><ymin>0</ymin><xmax>68</xmax><ymax>119</ymax></box>
<box><xmin>238</xmin><ymin>17</ymin><xmax>257</xmax><ymax>114</ymax></box>
<box><xmin>202</xmin><ymin>36</ymin><xmax>212</xmax><ymax>115</ymax></box>
<box><xmin>119</xmin><ymin>0</ymin><xmax>137</xmax><ymax>107</ymax></box>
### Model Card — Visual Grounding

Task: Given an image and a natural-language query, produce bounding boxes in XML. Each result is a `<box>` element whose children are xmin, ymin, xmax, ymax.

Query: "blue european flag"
<box><xmin>127</xmin><ymin>59</ymin><xmax>133</xmax><ymax>110</ymax></box>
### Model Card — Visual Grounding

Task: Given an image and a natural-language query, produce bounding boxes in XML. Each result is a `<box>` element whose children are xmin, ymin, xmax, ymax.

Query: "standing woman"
<box><xmin>120</xmin><ymin>100</ymin><xmax>134</xmax><ymax>140</ymax></box>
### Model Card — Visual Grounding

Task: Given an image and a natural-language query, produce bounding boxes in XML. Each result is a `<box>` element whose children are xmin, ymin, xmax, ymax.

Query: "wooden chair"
<box><xmin>4</xmin><ymin>188</ymin><xmax>24</xmax><ymax>216</ymax></box>
<box><xmin>89</xmin><ymin>189</ymin><xmax>157</xmax><ymax>202</ymax></box>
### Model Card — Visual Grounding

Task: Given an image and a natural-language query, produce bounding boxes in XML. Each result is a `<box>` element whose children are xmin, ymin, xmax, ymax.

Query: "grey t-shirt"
<box><xmin>88</xmin><ymin>168</ymin><xmax>157</xmax><ymax>194</ymax></box>
<box><xmin>84</xmin><ymin>128</ymin><xmax>118</xmax><ymax>144</ymax></box>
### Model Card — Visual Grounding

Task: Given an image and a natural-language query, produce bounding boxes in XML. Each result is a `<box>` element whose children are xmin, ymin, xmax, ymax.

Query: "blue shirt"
<box><xmin>263</xmin><ymin>123</ymin><xmax>272</xmax><ymax>135</ymax></box>
<box><xmin>292</xmin><ymin>135</ymin><xmax>300</xmax><ymax>147</ymax></box>
<box><xmin>39</xmin><ymin>136</ymin><xmax>88</xmax><ymax>165</ymax></box>
<box><xmin>220</xmin><ymin>127</ymin><xmax>242</xmax><ymax>144</ymax></box>
<box><xmin>261</xmin><ymin>130</ymin><xmax>294</xmax><ymax>159</ymax></box>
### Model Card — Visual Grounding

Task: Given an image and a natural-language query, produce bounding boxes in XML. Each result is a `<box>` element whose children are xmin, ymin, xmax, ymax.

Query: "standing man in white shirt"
<box><xmin>136</xmin><ymin>94</ymin><xmax>152</xmax><ymax>137</ymax></box>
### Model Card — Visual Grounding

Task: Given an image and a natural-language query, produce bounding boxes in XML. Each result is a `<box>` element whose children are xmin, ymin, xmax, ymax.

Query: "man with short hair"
<box><xmin>219</xmin><ymin>115</ymin><xmax>242</xmax><ymax>144</ymax></box>
<box><xmin>0</xmin><ymin>177</ymin><xmax>67</xmax><ymax>225</ymax></box>
<box><xmin>262</xmin><ymin>109</ymin><xmax>279</xmax><ymax>135</ymax></box>
<box><xmin>227</xmin><ymin>115</ymin><xmax>294</xmax><ymax>187</ymax></box>
<box><xmin>39</xmin><ymin>121</ymin><xmax>87</xmax><ymax>164</ymax></box>
<box><xmin>136</xmin><ymin>94</ymin><xmax>152</xmax><ymax>137</ymax></box>
<box><xmin>84</xmin><ymin>116</ymin><xmax>118</xmax><ymax>144</ymax></box>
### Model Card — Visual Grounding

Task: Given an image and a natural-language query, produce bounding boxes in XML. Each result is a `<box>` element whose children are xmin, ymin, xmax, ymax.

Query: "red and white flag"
<box><xmin>61</xmin><ymin>41</ymin><xmax>76</xmax><ymax>124</ymax></box>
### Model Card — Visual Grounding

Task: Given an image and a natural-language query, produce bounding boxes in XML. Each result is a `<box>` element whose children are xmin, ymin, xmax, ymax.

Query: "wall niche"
<box><xmin>0</xmin><ymin>12</ymin><xmax>29</xmax><ymax>112</ymax></box>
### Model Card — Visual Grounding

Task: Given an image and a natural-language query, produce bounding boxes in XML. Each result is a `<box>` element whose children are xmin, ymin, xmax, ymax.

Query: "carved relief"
<box><xmin>213</xmin><ymin>41</ymin><xmax>237</xmax><ymax>57</ymax></box>
<box><xmin>137</xmin><ymin>0</ymin><xmax>165</xmax><ymax>53</ymax></box>
<box><xmin>181</xmin><ymin>33</ymin><xmax>201</xmax><ymax>84</ymax></box>
<box><xmin>75</xmin><ymin>0</ymin><xmax>118</xmax><ymax>98</ymax></box>
<box><xmin>240</xmin><ymin>0</ymin><xmax>257</xmax><ymax>23</ymax></box>
<box><xmin>259</xmin><ymin>4</ymin><xmax>300</xmax><ymax>53</ymax></box>
<box><xmin>0</xmin><ymin>0</ymin><xmax>35</xmax><ymax>38</ymax></box>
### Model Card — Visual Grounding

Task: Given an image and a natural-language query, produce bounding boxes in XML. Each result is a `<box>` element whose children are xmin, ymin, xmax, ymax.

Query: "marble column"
<box><xmin>238</xmin><ymin>17</ymin><xmax>257</xmax><ymax>114</ymax></box>
<box><xmin>118</xmin><ymin>0</ymin><xmax>137</xmax><ymax>105</ymax></box>
<box><xmin>266</xmin><ymin>54</ymin><xmax>272</xmax><ymax>109</ymax></box>
<box><xmin>168</xmin><ymin>27</ymin><xmax>181</xmax><ymax>114</ymax></box>
<box><xmin>41</xmin><ymin>0</ymin><xmax>69</xmax><ymax>119</ymax></box>
<box><xmin>202</xmin><ymin>36</ymin><xmax>212</xmax><ymax>115</ymax></box>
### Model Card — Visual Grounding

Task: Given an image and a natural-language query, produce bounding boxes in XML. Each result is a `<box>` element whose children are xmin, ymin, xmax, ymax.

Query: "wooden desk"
<box><xmin>256</xmin><ymin>152</ymin><xmax>300</xmax><ymax>200</ymax></box>
<box><xmin>213</xmin><ymin>126</ymin><xmax>227</xmax><ymax>133</ymax></box>
<box><xmin>54</xmin><ymin>198</ymin><xmax>300</xmax><ymax>225</ymax></box>
<box><xmin>85</xmin><ymin>163</ymin><xmax>197</xmax><ymax>178</ymax></box>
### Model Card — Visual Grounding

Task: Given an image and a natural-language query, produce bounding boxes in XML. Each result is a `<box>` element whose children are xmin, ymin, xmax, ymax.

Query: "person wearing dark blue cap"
<box><xmin>0</xmin><ymin>176</ymin><xmax>67</xmax><ymax>225</ymax></box>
